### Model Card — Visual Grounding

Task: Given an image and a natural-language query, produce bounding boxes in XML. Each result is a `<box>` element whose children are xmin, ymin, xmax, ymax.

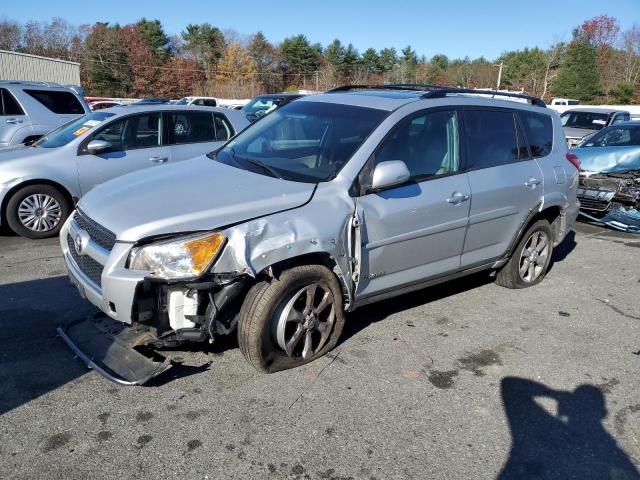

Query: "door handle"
<box><xmin>446</xmin><ymin>192</ymin><xmax>470</xmax><ymax>205</ymax></box>
<box><xmin>6</xmin><ymin>118</ymin><xmax>23</xmax><ymax>124</ymax></box>
<box><xmin>149</xmin><ymin>156</ymin><xmax>168</xmax><ymax>163</ymax></box>
<box><xmin>524</xmin><ymin>177</ymin><xmax>541</xmax><ymax>188</ymax></box>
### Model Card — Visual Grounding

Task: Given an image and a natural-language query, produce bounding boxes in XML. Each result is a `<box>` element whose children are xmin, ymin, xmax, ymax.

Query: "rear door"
<box><xmin>77</xmin><ymin>112</ymin><xmax>171</xmax><ymax>194</ymax></box>
<box><xmin>165</xmin><ymin>110</ymin><xmax>235</xmax><ymax>162</ymax></box>
<box><xmin>355</xmin><ymin>108</ymin><xmax>471</xmax><ymax>298</ymax></box>
<box><xmin>0</xmin><ymin>88</ymin><xmax>31</xmax><ymax>145</ymax></box>
<box><xmin>460</xmin><ymin>108</ymin><xmax>543</xmax><ymax>267</ymax></box>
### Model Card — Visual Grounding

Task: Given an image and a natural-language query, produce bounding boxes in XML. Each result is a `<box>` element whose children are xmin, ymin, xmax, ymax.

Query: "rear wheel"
<box><xmin>238</xmin><ymin>264</ymin><xmax>345</xmax><ymax>373</ymax></box>
<box><xmin>5</xmin><ymin>184</ymin><xmax>71</xmax><ymax>239</ymax></box>
<box><xmin>495</xmin><ymin>219</ymin><xmax>553</xmax><ymax>289</ymax></box>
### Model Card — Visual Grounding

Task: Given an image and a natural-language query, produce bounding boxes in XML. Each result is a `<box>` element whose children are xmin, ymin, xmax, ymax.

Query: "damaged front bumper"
<box><xmin>57</xmin><ymin>313</ymin><xmax>172</xmax><ymax>385</ymax></box>
<box><xmin>578</xmin><ymin>170</ymin><xmax>640</xmax><ymax>233</ymax></box>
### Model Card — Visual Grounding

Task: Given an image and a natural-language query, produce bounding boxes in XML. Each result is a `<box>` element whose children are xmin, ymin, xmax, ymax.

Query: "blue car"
<box><xmin>571</xmin><ymin>121</ymin><xmax>640</xmax><ymax>232</ymax></box>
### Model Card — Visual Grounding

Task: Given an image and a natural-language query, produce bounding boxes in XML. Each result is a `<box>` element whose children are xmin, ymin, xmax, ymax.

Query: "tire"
<box><xmin>5</xmin><ymin>184</ymin><xmax>71</xmax><ymax>239</ymax></box>
<box><xmin>238</xmin><ymin>264</ymin><xmax>346</xmax><ymax>373</ymax></box>
<box><xmin>495</xmin><ymin>219</ymin><xmax>554</xmax><ymax>289</ymax></box>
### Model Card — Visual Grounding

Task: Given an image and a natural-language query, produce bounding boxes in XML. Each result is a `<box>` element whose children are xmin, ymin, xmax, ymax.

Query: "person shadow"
<box><xmin>498</xmin><ymin>377</ymin><xmax>640</xmax><ymax>479</ymax></box>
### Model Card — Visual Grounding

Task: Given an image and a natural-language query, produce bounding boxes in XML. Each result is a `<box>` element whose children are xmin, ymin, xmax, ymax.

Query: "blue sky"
<box><xmin>2</xmin><ymin>0</ymin><xmax>639</xmax><ymax>60</ymax></box>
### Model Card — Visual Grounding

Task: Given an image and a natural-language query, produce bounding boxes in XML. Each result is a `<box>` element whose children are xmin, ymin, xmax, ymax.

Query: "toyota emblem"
<box><xmin>74</xmin><ymin>233</ymin><xmax>84</xmax><ymax>255</ymax></box>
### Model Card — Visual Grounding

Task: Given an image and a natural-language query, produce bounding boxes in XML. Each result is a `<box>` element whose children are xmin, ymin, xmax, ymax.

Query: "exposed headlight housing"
<box><xmin>129</xmin><ymin>232</ymin><xmax>225</xmax><ymax>280</ymax></box>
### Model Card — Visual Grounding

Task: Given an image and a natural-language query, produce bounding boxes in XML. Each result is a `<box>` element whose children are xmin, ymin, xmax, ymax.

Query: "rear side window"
<box><xmin>519</xmin><ymin>111</ymin><xmax>553</xmax><ymax>157</ymax></box>
<box><xmin>166</xmin><ymin>111</ymin><xmax>233</xmax><ymax>144</ymax></box>
<box><xmin>465</xmin><ymin>109</ymin><xmax>528</xmax><ymax>169</ymax></box>
<box><xmin>24</xmin><ymin>89</ymin><xmax>84</xmax><ymax>114</ymax></box>
<box><xmin>0</xmin><ymin>88</ymin><xmax>24</xmax><ymax>115</ymax></box>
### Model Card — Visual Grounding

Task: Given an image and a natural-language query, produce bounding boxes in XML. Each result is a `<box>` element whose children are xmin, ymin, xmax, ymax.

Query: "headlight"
<box><xmin>129</xmin><ymin>232</ymin><xmax>225</xmax><ymax>279</ymax></box>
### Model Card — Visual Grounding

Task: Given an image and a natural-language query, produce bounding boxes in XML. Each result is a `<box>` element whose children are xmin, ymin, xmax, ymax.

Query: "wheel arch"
<box><xmin>1</xmin><ymin>179</ymin><xmax>74</xmax><ymax>225</ymax></box>
<box><xmin>256</xmin><ymin>251</ymin><xmax>352</xmax><ymax>309</ymax></box>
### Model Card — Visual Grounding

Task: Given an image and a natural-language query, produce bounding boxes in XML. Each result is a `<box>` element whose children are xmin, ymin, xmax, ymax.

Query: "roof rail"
<box><xmin>326</xmin><ymin>83</ymin><xmax>447</xmax><ymax>93</ymax></box>
<box><xmin>326</xmin><ymin>83</ymin><xmax>546</xmax><ymax>108</ymax></box>
<box><xmin>0</xmin><ymin>80</ymin><xmax>63</xmax><ymax>88</ymax></box>
<box><xmin>421</xmin><ymin>87</ymin><xmax>546</xmax><ymax>108</ymax></box>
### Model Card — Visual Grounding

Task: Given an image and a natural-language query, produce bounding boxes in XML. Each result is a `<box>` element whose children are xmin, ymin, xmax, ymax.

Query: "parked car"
<box><xmin>242</xmin><ymin>93</ymin><xmax>304</xmax><ymax>121</ymax></box>
<box><xmin>130</xmin><ymin>98</ymin><xmax>171</xmax><ymax>105</ymax></box>
<box><xmin>56</xmin><ymin>84</ymin><xmax>579</xmax><ymax>385</ymax></box>
<box><xmin>89</xmin><ymin>101</ymin><xmax>122</xmax><ymax>110</ymax></box>
<box><xmin>0</xmin><ymin>105</ymin><xmax>249</xmax><ymax>239</ymax></box>
<box><xmin>175</xmin><ymin>96</ymin><xmax>250</xmax><ymax>109</ymax></box>
<box><xmin>561</xmin><ymin>108</ymin><xmax>631</xmax><ymax>148</ymax></box>
<box><xmin>571</xmin><ymin>121</ymin><xmax>640</xmax><ymax>232</ymax></box>
<box><xmin>0</xmin><ymin>81</ymin><xmax>89</xmax><ymax>148</ymax></box>
<box><xmin>551</xmin><ymin>98</ymin><xmax>579</xmax><ymax>106</ymax></box>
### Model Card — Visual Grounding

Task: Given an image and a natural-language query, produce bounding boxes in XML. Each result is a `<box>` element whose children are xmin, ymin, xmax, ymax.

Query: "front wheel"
<box><xmin>5</xmin><ymin>184</ymin><xmax>71</xmax><ymax>239</ymax></box>
<box><xmin>238</xmin><ymin>264</ymin><xmax>346</xmax><ymax>373</ymax></box>
<box><xmin>495</xmin><ymin>219</ymin><xmax>553</xmax><ymax>289</ymax></box>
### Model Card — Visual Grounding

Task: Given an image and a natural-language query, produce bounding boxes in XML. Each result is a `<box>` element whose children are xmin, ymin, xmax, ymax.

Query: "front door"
<box><xmin>460</xmin><ymin>108</ymin><xmax>544</xmax><ymax>267</ymax></box>
<box><xmin>77</xmin><ymin>112</ymin><xmax>171</xmax><ymax>194</ymax></box>
<box><xmin>355</xmin><ymin>109</ymin><xmax>471</xmax><ymax>299</ymax></box>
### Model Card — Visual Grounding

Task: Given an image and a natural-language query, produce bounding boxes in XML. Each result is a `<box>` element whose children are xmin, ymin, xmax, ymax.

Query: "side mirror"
<box><xmin>371</xmin><ymin>160</ymin><xmax>411</xmax><ymax>191</ymax></box>
<box><xmin>86</xmin><ymin>139</ymin><xmax>112</xmax><ymax>154</ymax></box>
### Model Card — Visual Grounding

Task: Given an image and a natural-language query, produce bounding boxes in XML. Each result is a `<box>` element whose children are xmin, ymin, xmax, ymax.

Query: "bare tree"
<box><xmin>621</xmin><ymin>25</ymin><xmax>640</xmax><ymax>84</ymax></box>
<box><xmin>542</xmin><ymin>41</ymin><xmax>564</xmax><ymax>100</ymax></box>
<box><xmin>0</xmin><ymin>17</ymin><xmax>22</xmax><ymax>51</ymax></box>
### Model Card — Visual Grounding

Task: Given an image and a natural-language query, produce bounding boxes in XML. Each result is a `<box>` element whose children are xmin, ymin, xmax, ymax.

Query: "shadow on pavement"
<box><xmin>497</xmin><ymin>377</ymin><xmax>640</xmax><ymax>479</ymax></box>
<box><xmin>0</xmin><ymin>276</ymin><xmax>96</xmax><ymax>415</ymax></box>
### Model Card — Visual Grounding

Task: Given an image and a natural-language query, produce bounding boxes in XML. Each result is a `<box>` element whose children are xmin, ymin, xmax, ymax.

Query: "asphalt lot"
<box><xmin>0</xmin><ymin>220</ymin><xmax>639</xmax><ymax>479</ymax></box>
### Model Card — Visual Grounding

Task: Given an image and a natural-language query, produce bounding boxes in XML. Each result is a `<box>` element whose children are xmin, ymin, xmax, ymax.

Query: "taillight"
<box><xmin>566</xmin><ymin>153</ymin><xmax>580</xmax><ymax>170</ymax></box>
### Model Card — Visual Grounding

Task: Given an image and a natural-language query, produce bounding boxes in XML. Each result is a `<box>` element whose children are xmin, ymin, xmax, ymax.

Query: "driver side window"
<box><xmin>92</xmin><ymin>113</ymin><xmax>160</xmax><ymax>151</ymax></box>
<box><xmin>373</xmin><ymin>110</ymin><xmax>460</xmax><ymax>182</ymax></box>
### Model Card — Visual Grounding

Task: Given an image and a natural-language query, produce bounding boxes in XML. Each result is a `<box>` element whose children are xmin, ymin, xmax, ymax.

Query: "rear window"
<box><xmin>0</xmin><ymin>88</ymin><xmax>24</xmax><ymax>115</ymax></box>
<box><xmin>24</xmin><ymin>89</ymin><xmax>85</xmax><ymax>114</ymax></box>
<box><xmin>520</xmin><ymin>111</ymin><xmax>553</xmax><ymax>157</ymax></box>
<box><xmin>165</xmin><ymin>112</ymin><xmax>233</xmax><ymax>145</ymax></box>
<box><xmin>465</xmin><ymin>109</ymin><xmax>528</xmax><ymax>169</ymax></box>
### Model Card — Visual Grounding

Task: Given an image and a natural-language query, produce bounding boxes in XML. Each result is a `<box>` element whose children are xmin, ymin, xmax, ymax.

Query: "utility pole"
<box><xmin>496</xmin><ymin>61</ymin><xmax>504</xmax><ymax>90</ymax></box>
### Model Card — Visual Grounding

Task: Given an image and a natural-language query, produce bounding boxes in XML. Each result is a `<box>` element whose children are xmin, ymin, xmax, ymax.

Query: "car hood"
<box><xmin>77</xmin><ymin>155</ymin><xmax>316</xmax><ymax>242</ymax></box>
<box><xmin>563</xmin><ymin>126</ymin><xmax>597</xmax><ymax>139</ymax></box>
<box><xmin>0</xmin><ymin>145</ymin><xmax>53</xmax><ymax>165</ymax></box>
<box><xmin>571</xmin><ymin>145</ymin><xmax>640</xmax><ymax>174</ymax></box>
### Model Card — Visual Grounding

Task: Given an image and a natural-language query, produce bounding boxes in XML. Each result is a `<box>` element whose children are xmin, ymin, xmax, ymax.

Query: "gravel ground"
<box><xmin>0</xmin><ymin>221</ymin><xmax>639</xmax><ymax>480</ymax></box>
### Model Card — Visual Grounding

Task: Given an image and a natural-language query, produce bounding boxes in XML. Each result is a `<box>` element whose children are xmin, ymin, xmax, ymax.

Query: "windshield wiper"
<box><xmin>244</xmin><ymin>157</ymin><xmax>285</xmax><ymax>180</ymax></box>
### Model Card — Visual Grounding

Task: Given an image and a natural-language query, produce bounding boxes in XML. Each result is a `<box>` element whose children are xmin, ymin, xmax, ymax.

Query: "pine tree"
<box><xmin>552</xmin><ymin>40</ymin><xmax>602</xmax><ymax>103</ymax></box>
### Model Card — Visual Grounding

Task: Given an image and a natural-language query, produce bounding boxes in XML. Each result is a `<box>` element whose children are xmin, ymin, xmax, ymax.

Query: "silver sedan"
<box><xmin>0</xmin><ymin>105</ymin><xmax>249</xmax><ymax>238</ymax></box>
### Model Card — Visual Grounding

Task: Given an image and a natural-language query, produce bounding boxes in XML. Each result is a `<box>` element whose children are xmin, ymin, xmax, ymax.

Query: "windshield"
<box><xmin>174</xmin><ymin>97</ymin><xmax>190</xmax><ymax>105</ymax></box>
<box><xmin>212</xmin><ymin>101</ymin><xmax>388</xmax><ymax>183</ymax></box>
<box><xmin>561</xmin><ymin>111</ymin><xmax>608</xmax><ymax>130</ymax></box>
<box><xmin>241</xmin><ymin>97</ymin><xmax>283</xmax><ymax>117</ymax></box>
<box><xmin>33</xmin><ymin>111</ymin><xmax>116</xmax><ymax>149</ymax></box>
<box><xmin>580</xmin><ymin>125</ymin><xmax>640</xmax><ymax>148</ymax></box>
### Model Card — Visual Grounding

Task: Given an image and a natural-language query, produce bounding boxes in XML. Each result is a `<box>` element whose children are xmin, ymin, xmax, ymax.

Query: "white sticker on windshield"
<box><xmin>83</xmin><ymin>120</ymin><xmax>102</xmax><ymax>127</ymax></box>
<box><xmin>592</xmin><ymin>119</ymin><xmax>606</xmax><ymax>125</ymax></box>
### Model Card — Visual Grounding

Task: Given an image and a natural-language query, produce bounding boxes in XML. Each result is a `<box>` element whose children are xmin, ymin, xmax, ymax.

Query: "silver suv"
<box><xmin>0</xmin><ymin>81</ymin><xmax>89</xmax><ymax>147</ymax></box>
<box><xmin>58</xmin><ymin>85</ymin><xmax>580</xmax><ymax>385</ymax></box>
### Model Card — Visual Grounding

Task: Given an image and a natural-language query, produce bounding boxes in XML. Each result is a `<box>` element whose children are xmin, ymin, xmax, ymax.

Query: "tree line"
<box><xmin>0</xmin><ymin>15</ymin><xmax>638</xmax><ymax>103</ymax></box>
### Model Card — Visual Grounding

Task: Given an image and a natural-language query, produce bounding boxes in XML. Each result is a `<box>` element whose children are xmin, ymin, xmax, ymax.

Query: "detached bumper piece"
<box><xmin>57</xmin><ymin>313</ymin><xmax>172</xmax><ymax>385</ymax></box>
<box><xmin>579</xmin><ymin>206</ymin><xmax>640</xmax><ymax>233</ymax></box>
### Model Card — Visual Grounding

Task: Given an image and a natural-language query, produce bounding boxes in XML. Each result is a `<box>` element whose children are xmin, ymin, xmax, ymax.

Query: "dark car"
<box><xmin>561</xmin><ymin>108</ymin><xmax>631</xmax><ymax>148</ymax></box>
<box><xmin>131</xmin><ymin>98</ymin><xmax>171</xmax><ymax>105</ymax></box>
<box><xmin>241</xmin><ymin>93</ymin><xmax>304</xmax><ymax>121</ymax></box>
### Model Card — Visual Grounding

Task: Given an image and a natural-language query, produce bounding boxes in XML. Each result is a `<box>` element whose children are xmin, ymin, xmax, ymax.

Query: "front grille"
<box><xmin>578</xmin><ymin>196</ymin><xmax>611</xmax><ymax>212</ymax></box>
<box><xmin>67</xmin><ymin>234</ymin><xmax>104</xmax><ymax>288</ymax></box>
<box><xmin>74</xmin><ymin>209</ymin><xmax>116</xmax><ymax>251</ymax></box>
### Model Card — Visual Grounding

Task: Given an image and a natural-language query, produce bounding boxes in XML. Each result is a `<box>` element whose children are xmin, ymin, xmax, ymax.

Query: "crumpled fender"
<box><xmin>213</xmin><ymin>187</ymin><xmax>356</xmax><ymax>301</ymax></box>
